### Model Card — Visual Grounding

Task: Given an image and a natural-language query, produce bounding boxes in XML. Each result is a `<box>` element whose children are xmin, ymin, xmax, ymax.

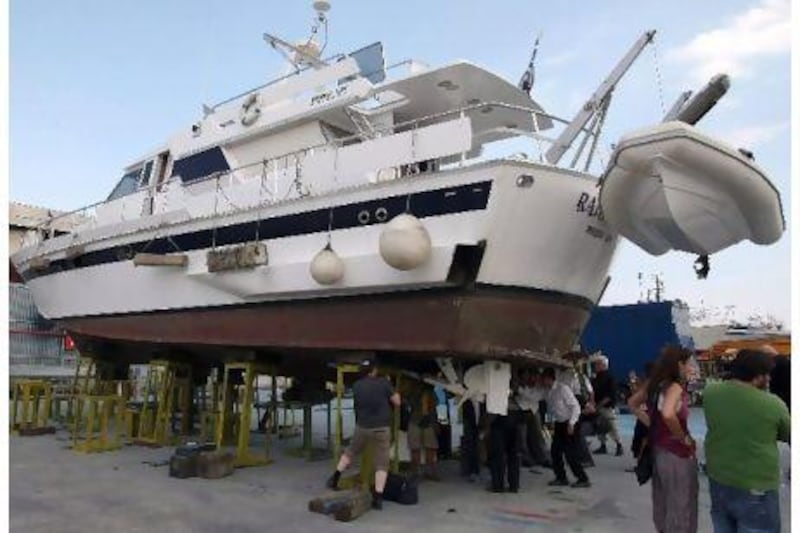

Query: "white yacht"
<box><xmin>11</xmin><ymin>2</ymin><xmax>784</xmax><ymax>380</ymax></box>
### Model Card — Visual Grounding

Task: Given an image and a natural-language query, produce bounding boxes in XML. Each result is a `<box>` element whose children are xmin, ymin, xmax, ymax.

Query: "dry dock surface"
<box><xmin>11</xmin><ymin>427</ymin><xmax>790</xmax><ymax>532</ymax></box>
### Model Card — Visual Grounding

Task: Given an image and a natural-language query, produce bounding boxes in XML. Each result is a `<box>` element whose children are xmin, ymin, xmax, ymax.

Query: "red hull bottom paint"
<box><xmin>62</xmin><ymin>286</ymin><xmax>592</xmax><ymax>369</ymax></box>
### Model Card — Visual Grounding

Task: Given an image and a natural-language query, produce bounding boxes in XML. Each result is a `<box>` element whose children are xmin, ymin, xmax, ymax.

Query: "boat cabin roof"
<box><xmin>319</xmin><ymin>61</ymin><xmax>553</xmax><ymax>143</ymax></box>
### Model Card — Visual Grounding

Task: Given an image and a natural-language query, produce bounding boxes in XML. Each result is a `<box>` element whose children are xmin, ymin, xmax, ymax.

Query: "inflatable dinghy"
<box><xmin>599</xmin><ymin>121</ymin><xmax>784</xmax><ymax>256</ymax></box>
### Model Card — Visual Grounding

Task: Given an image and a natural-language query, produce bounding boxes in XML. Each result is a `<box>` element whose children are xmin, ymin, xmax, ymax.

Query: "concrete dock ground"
<box><xmin>10</xmin><ymin>418</ymin><xmax>790</xmax><ymax>533</ymax></box>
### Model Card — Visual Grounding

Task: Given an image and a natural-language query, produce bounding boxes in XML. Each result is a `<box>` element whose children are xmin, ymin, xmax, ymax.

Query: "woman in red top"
<box><xmin>628</xmin><ymin>346</ymin><xmax>697</xmax><ymax>533</ymax></box>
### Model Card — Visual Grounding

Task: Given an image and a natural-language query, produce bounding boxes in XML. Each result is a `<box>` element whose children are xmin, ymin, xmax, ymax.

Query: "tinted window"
<box><xmin>140</xmin><ymin>160</ymin><xmax>154</xmax><ymax>187</ymax></box>
<box><xmin>171</xmin><ymin>146</ymin><xmax>230</xmax><ymax>183</ymax></box>
<box><xmin>107</xmin><ymin>169</ymin><xmax>141</xmax><ymax>201</ymax></box>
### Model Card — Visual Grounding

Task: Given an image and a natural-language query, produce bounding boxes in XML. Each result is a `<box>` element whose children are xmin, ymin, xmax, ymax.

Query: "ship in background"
<box><xmin>10</xmin><ymin>1</ymin><xmax>784</xmax><ymax>392</ymax></box>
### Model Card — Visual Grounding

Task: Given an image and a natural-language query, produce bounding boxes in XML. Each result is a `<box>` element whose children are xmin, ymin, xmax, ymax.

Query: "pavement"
<box><xmin>9</xmin><ymin>412</ymin><xmax>790</xmax><ymax>532</ymax></box>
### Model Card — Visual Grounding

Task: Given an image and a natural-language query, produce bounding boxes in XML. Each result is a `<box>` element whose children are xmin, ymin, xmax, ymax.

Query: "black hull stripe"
<box><xmin>23</xmin><ymin>180</ymin><xmax>491</xmax><ymax>281</ymax></box>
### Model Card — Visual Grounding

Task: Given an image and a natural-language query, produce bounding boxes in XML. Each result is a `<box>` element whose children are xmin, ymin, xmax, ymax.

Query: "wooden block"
<box><xmin>133</xmin><ymin>253</ymin><xmax>188</xmax><ymax>267</ymax></box>
<box><xmin>206</xmin><ymin>243</ymin><xmax>267</xmax><ymax>272</ymax></box>
<box><xmin>28</xmin><ymin>257</ymin><xmax>51</xmax><ymax>271</ymax></box>
<box><xmin>169</xmin><ymin>454</ymin><xmax>198</xmax><ymax>479</ymax></box>
<box><xmin>308</xmin><ymin>490</ymin><xmax>359</xmax><ymax>515</ymax></box>
<box><xmin>332</xmin><ymin>491</ymin><xmax>372</xmax><ymax>522</ymax></box>
<box><xmin>65</xmin><ymin>244</ymin><xmax>86</xmax><ymax>259</ymax></box>
<box><xmin>16</xmin><ymin>426</ymin><xmax>56</xmax><ymax>436</ymax></box>
<box><xmin>197</xmin><ymin>450</ymin><xmax>235</xmax><ymax>479</ymax></box>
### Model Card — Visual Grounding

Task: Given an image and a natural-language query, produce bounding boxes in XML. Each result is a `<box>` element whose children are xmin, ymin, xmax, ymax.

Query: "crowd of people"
<box><xmin>627</xmin><ymin>346</ymin><xmax>790</xmax><ymax>533</ymax></box>
<box><xmin>326</xmin><ymin>346</ymin><xmax>791</xmax><ymax>533</ymax></box>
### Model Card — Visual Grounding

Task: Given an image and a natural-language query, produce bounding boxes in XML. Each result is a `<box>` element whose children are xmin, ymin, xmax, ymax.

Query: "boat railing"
<box><xmin>156</xmin><ymin>100</ymin><xmax>575</xmax><ymax>190</ymax></box>
<box><xmin>33</xmin><ymin>101</ymin><xmax>588</xmax><ymax>240</ymax></box>
<box><xmin>211</xmin><ymin>58</ymin><xmax>422</xmax><ymax>111</ymax></box>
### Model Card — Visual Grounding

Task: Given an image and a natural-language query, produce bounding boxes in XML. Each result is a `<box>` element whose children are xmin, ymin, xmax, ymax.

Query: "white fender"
<box><xmin>379</xmin><ymin>214</ymin><xmax>432</xmax><ymax>270</ymax></box>
<box><xmin>310</xmin><ymin>245</ymin><xmax>345</xmax><ymax>285</ymax></box>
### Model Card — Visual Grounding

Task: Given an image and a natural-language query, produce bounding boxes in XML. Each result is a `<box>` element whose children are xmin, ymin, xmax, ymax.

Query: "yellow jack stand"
<box><xmin>198</xmin><ymin>376</ymin><xmax>221</xmax><ymax>443</ymax></box>
<box><xmin>71</xmin><ymin>393</ymin><xmax>126</xmax><ymax>453</ymax></box>
<box><xmin>133</xmin><ymin>360</ymin><xmax>192</xmax><ymax>447</ymax></box>
<box><xmin>216</xmin><ymin>361</ymin><xmax>273</xmax><ymax>468</ymax></box>
<box><xmin>11</xmin><ymin>380</ymin><xmax>55</xmax><ymax>436</ymax></box>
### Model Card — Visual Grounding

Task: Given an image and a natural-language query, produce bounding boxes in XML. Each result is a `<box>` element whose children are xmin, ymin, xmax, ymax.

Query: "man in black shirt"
<box><xmin>327</xmin><ymin>359</ymin><xmax>401</xmax><ymax>510</ymax></box>
<box><xmin>590</xmin><ymin>356</ymin><xmax>623</xmax><ymax>456</ymax></box>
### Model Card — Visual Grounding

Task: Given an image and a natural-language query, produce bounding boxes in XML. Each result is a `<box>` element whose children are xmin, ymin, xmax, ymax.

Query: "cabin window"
<box><xmin>139</xmin><ymin>160</ymin><xmax>154</xmax><ymax>187</ymax></box>
<box><xmin>171</xmin><ymin>146</ymin><xmax>230</xmax><ymax>183</ymax></box>
<box><xmin>107</xmin><ymin>168</ymin><xmax>142</xmax><ymax>201</ymax></box>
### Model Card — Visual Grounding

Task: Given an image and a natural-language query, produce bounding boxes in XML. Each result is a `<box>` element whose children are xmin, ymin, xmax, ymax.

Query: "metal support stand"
<box><xmin>72</xmin><ymin>393</ymin><xmax>126</xmax><ymax>453</ymax></box>
<box><xmin>199</xmin><ymin>376</ymin><xmax>220</xmax><ymax>443</ymax></box>
<box><xmin>216</xmin><ymin>361</ymin><xmax>274</xmax><ymax>468</ymax></box>
<box><xmin>11</xmin><ymin>380</ymin><xmax>54</xmax><ymax>435</ymax></box>
<box><xmin>133</xmin><ymin>360</ymin><xmax>191</xmax><ymax>447</ymax></box>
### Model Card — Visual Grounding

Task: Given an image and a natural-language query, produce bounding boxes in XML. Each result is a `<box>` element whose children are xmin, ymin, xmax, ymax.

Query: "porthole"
<box><xmin>357</xmin><ymin>210</ymin><xmax>370</xmax><ymax>225</ymax></box>
<box><xmin>516</xmin><ymin>174</ymin><xmax>535</xmax><ymax>188</ymax></box>
<box><xmin>375</xmin><ymin>207</ymin><xmax>388</xmax><ymax>222</ymax></box>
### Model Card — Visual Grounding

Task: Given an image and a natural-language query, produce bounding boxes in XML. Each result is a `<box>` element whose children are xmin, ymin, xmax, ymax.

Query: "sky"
<box><xmin>9</xmin><ymin>0</ymin><xmax>792</xmax><ymax>327</ymax></box>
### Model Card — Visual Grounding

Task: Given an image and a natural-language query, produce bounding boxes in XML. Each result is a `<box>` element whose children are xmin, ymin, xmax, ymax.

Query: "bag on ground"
<box><xmin>383</xmin><ymin>472</ymin><xmax>419</xmax><ymax>505</ymax></box>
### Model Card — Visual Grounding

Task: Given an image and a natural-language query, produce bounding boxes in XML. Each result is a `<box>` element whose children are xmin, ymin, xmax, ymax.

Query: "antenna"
<box><xmin>653</xmin><ymin>273</ymin><xmax>664</xmax><ymax>302</ymax></box>
<box><xmin>518</xmin><ymin>32</ymin><xmax>542</xmax><ymax>95</ymax></box>
<box><xmin>637</xmin><ymin>272</ymin><xmax>644</xmax><ymax>303</ymax></box>
<box><xmin>263</xmin><ymin>1</ymin><xmax>332</xmax><ymax>71</ymax></box>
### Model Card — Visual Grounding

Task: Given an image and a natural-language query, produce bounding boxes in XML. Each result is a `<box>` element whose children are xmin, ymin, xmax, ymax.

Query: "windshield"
<box><xmin>107</xmin><ymin>168</ymin><xmax>141</xmax><ymax>201</ymax></box>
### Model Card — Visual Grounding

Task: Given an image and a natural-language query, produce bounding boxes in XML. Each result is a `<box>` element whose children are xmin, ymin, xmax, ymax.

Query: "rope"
<box><xmin>212</xmin><ymin>177</ymin><xmax>219</xmax><ymax>249</ymax></box>
<box><xmin>166</xmin><ymin>236</ymin><xmax>182</xmax><ymax>253</ymax></box>
<box><xmin>259</xmin><ymin>159</ymin><xmax>272</xmax><ymax>199</ymax></box>
<box><xmin>326</xmin><ymin>207</ymin><xmax>334</xmax><ymax>247</ymax></box>
<box><xmin>217</xmin><ymin>174</ymin><xmax>240</xmax><ymax>211</ymax></box>
<box><xmin>650</xmin><ymin>37</ymin><xmax>667</xmax><ymax>116</ymax></box>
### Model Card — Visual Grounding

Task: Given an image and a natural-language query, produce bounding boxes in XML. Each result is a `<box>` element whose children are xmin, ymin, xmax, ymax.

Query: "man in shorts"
<box><xmin>327</xmin><ymin>359</ymin><xmax>401</xmax><ymax>510</ymax></box>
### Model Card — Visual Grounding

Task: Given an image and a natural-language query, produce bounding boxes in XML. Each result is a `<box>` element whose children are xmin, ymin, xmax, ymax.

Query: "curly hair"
<box><xmin>647</xmin><ymin>345</ymin><xmax>692</xmax><ymax>398</ymax></box>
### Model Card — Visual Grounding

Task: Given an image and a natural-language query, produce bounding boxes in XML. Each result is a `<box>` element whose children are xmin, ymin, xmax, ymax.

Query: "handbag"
<box><xmin>634</xmin><ymin>395</ymin><xmax>659</xmax><ymax>485</ymax></box>
<box><xmin>383</xmin><ymin>472</ymin><xmax>419</xmax><ymax>505</ymax></box>
<box><xmin>634</xmin><ymin>440</ymin><xmax>654</xmax><ymax>485</ymax></box>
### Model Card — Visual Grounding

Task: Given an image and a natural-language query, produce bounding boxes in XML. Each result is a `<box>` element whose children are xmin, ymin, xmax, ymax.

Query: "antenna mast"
<box><xmin>264</xmin><ymin>1</ymin><xmax>332</xmax><ymax>71</ymax></box>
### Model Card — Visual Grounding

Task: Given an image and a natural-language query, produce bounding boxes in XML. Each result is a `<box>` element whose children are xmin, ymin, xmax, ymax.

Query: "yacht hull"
<box><xmin>14</xmin><ymin>160</ymin><xmax>619</xmax><ymax>368</ymax></box>
<box><xmin>62</xmin><ymin>284</ymin><xmax>592</xmax><ymax>368</ymax></box>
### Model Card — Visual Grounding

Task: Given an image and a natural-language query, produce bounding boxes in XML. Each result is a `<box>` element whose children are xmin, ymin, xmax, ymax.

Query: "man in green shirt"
<box><xmin>703</xmin><ymin>349</ymin><xmax>790</xmax><ymax>533</ymax></box>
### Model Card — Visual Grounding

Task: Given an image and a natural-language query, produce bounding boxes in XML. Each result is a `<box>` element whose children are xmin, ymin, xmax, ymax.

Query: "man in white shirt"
<box><xmin>560</xmin><ymin>364</ymin><xmax>596</xmax><ymax>467</ymax></box>
<box><xmin>542</xmin><ymin>367</ymin><xmax>591</xmax><ymax>488</ymax></box>
<box><xmin>516</xmin><ymin>369</ymin><xmax>551</xmax><ymax>468</ymax></box>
